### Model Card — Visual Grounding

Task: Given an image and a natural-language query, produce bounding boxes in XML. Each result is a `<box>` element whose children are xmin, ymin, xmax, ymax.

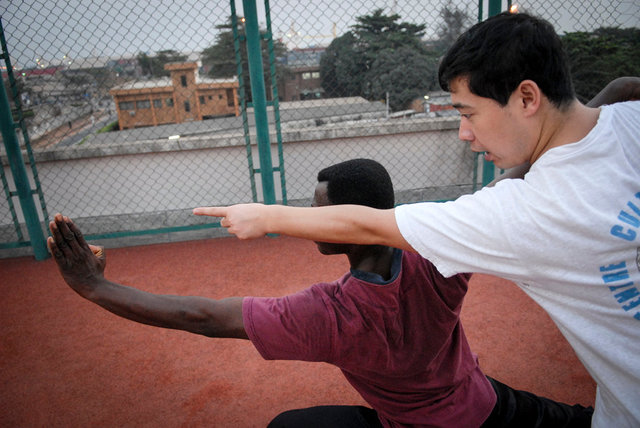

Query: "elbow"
<box><xmin>178</xmin><ymin>307</ymin><xmax>220</xmax><ymax>337</ymax></box>
<box><xmin>178</xmin><ymin>298</ymin><xmax>246</xmax><ymax>339</ymax></box>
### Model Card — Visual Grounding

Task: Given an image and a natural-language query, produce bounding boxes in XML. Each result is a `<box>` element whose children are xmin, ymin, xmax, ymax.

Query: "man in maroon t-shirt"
<box><xmin>49</xmin><ymin>159</ymin><xmax>592</xmax><ymax>427</ymax></box>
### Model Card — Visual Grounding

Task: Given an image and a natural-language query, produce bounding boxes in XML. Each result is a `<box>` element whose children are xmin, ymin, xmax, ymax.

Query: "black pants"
<box><xmin>267</xmin><ymin>377</ymin><xmax>593</xmax><ymax>428</ymax></box>
<box><xmin>481</xmin><ymin>377</ymin><xmax>593</xmax><ymax>428</ymax></box>
<box><xmin>267</xmin><ymin>405</ymin><xmax>383</xmax><ymax>428</ymax></box>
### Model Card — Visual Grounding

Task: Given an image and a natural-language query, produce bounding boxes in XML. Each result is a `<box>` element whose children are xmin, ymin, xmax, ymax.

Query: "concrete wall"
<box><xmin>1</xmin><ymin>116</ymin><xmax>481</xmax><ymax>257</ymax></box>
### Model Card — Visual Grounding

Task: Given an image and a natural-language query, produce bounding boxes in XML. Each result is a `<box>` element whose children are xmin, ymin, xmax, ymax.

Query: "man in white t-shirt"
<box><xmin>195</xmin><ymin>13</ymin><xmax>640</xmax><ymax>427</ymax></box>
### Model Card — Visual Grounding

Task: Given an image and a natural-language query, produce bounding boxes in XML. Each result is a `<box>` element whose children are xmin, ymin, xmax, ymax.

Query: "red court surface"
<box><xmin>1</xmin><ymin>235</ymin><xmax>595</xmax><ymax>427</ymax></box>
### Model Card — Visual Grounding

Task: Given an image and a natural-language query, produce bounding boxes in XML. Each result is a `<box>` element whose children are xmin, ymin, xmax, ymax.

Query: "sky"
<box><xmin>2</xmin><ymin>0</ymin><xmax>638</xmax><ymax>70</ymax></box>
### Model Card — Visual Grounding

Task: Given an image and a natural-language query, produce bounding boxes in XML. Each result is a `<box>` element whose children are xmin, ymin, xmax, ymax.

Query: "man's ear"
<box><xmin>516</xmin><ymin>80</ymin><xmax>542</xmax><ymax>117</ymax></box>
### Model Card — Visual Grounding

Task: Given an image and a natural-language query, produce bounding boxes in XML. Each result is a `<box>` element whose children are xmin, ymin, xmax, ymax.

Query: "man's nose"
<box><xmin>458</xmin><ymin>122</ymin><xmax>474</xmax><ymax>142</ymax></box>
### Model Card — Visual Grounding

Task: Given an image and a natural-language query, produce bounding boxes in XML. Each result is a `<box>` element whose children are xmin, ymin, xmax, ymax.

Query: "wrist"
<box><xmin>262</xmin><ymin>204</ymin><xmax>280</xmax><ymax>235</ymax></box>
<box><xmin>83</xmin><ymin>277</ymin><xmax>111</xmax><ymax>302</ymax></box>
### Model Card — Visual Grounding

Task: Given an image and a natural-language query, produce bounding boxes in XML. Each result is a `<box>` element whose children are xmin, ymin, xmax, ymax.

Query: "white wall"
<box><xmin>1</xmin><ymin>116</ymin><xmax>482</xmax><ymax>255</ymax></box>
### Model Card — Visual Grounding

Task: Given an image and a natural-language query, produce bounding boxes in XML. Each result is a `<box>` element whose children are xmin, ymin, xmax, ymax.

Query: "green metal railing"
<box><xmin>263</xmin><ymin>0</ymin><xmax>287</xmax><ymax>205</ymax></box>
<box><xmin>233</xmin><ymin>0</ymin><xmax>287</xmax><ymax>205</ymax></box>
<box><xmin>242</xmin><ymin>0</ymin><xmax>276</xmax><ymax>205</ymax></box>
<box><xmin>1</xmin><ymin>0</ymin><xmax>633</xmax><ymax>257</ymax></box>
<box><xmin>0</xmin><ymin>18</ymin><xmax>48</xmax><ymax>260</ymax></box>
<box><xmin>231</xmin><ymin>3</ymin><xmax>259</xmax><ymax>203</ymax></box>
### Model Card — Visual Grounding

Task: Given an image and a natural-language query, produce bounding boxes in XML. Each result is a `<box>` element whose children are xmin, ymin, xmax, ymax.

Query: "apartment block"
<box><xmin>110</xmin><ymin>62</ymin><xmax>239</xmax><ymax>129</ymax></box>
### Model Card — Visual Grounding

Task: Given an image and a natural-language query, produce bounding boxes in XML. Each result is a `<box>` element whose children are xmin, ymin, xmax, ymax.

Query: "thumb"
<box><xmin>89</xmin><ymin>244</ymin><xmax>105</xmax><ymax>260</ymax></box>
<box><xmin>88</xmin><ymin>244</ymin><xmax>106</xmax><ymax>272</ymax></box>
<box><xmin>193</xmin><ymin>206</ymin><xmax>227</xmax><ymax>217</ymax></box>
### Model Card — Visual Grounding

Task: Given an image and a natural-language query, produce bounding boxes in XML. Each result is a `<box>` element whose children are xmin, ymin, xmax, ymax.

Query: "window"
<box><xmin>180</xmin><ymin>75</ymin><xmax>187</xmax><ymax>87</ymax></box>
<box><xmin>153</xmin><ymin>99</ymin><xmax>163</xmax><ymax>108</ymax></box>
<box><xmin>199</xmin><ymin>95</ymin><xmax>205</xmax><ymax>105</ymax></box>
<box><xmin>226</xmin><ymin>89</ymin><xmax>235</xmax><ymax>107</ymax></box>
<box><xmin>136</xmin><ymin>100</ymin><xmax>150</xmax><ymax>109</ymax></box>
<box><xmin>119</xmin><ymin>101</ymin><xmax>134</xmax><ymax>110</ymax></box>
<box><xmin>184</xmin><ymin>101</ymin><xmax>191</xmax><ymax>112</ymax></box>
<box><xmin>302</xmin><ymin>72</ymin><xmax>311</xmax><ymax>80</ymax></box>
<box><xmin>208</xmin><ymin>95</ymin><xmax>213</xmax><ymax>100</ymax></box>
<box><xmin>166</xmin><ymin>98</ymin><xmax>174</xmax><ymax>107</ymax></box>
<box><xmin>311</xmin><ymin>71</ymin><xmax>320</xmax><ymax>79</ymax></box>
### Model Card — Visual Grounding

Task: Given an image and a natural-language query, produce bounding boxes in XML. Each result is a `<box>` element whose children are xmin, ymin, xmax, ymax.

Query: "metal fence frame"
<box><xmin>1</xmin><ymin>0</ymin><xmax>637</xmax><ymax>259</ymax></box>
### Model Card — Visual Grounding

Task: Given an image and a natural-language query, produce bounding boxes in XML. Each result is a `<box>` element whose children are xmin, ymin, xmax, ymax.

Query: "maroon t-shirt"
<box><xmin>243</xmin><ymin>250</ymin><xmax>495</xmax><ymax>427</ymax></box>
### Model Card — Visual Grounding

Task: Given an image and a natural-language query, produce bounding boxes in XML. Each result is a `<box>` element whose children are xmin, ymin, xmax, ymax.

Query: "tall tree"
<box><xmin>320</xmin><ymin>32</ymin><xmax>362</xmax><ymax>98</ymax></box>
<box><xmin>320</xmin><ymin>9</ymin><xmax>438</xmax><ymax>110</ymax></box>
<box><xmin>563</xmin><ymin>27</ymin><xmax>640</xmax><ymax>103</ymax></box>
<box><xmin>137</xmin><ymin>50</ymin><xmax>187</xmax><ymax>78</ymax></box>
<box><xmin>366</xmin><ymin>46</ymin><xmax>438</xmax><ymax>110</ymax></box>
<box><xmin>201</xmin><ymin>16</ymin><xmax>288</xmax><ymax>102</ymax></box>
<box><xmin>435</xmin><ymin>5</ymin><xmax>473</xmax><ymax>54</ymax></box>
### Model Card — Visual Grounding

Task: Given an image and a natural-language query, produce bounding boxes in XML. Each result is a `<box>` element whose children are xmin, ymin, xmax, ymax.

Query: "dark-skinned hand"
<box><xmin>47</xmin><ymin>213</ymin><xmax>106</xmax><ymax>297</ymax></box>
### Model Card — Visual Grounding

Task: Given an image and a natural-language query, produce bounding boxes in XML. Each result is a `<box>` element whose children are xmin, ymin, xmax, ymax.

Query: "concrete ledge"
<box><xmin>3</xmin><ymin>116</ymin><xmax>460</xmax><ymax>163</ymax></box>
<box><xmin>1</xmin><ymin>110</ymin><xmax>472</xmax><ymax>259</ymax></box>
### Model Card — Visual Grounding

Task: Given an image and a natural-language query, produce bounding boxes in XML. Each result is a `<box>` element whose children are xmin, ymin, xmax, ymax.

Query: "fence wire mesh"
<box><xmin>1</xmin><ymin>0</ymin><xmax>639</xmax><ymax>252</ymax></box>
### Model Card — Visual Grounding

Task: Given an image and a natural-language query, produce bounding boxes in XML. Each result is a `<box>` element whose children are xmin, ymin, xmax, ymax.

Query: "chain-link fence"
<box><xmin>1</xmin><ymin>0</ymin><xmax>639</xmax><ymax>256</ymax></box>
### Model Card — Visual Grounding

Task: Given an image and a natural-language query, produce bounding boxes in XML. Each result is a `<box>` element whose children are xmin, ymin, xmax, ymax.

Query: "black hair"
<box><xmin>438</xmin><ymin>12</ymin><xmax>575</xmax><ymax>109</ymax></box>
<box><xmin>317</xmin><ymin>158</ymin><xmax>394</xmax><ymax>209</ymax></box>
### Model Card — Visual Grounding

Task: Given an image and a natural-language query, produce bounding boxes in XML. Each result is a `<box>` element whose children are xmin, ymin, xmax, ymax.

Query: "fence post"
<box><xmin>488</xmin><ymin>0</ymin><xmax>502</xmax><ymax>17</ymax></box>
<box><xmin>0</xmin><ymin>76</ymin><xmax>49</xmax><ymax>260</ymax></box>
<box><xmin>242</xmin><ymin>0</ymin><xmax>276</xmax><ymax>205</ymax></box>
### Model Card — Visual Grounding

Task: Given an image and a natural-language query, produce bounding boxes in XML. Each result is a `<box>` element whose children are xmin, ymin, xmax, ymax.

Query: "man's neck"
<box><xmin>530</xmin><ymin>100</ymin><xmax>601</xmax><ymax>164</ymax></box>
<box><xmin>348</xmin><ymin>246</ymin><xmax>396</xmax><ymax>281</ymax></box>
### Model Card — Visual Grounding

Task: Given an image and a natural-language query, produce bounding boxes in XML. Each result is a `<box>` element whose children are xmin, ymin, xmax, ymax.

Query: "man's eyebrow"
<box><xmin>452</xmin><ymin>103</ymin><xmax>469</xmax><ymax>109</ymax></box>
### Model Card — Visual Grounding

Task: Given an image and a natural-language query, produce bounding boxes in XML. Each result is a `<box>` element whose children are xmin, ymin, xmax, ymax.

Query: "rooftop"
<box><xmin>110</xmin><ymin>75</ymin><xmax>238</xmax><ymax>91</ymax></box>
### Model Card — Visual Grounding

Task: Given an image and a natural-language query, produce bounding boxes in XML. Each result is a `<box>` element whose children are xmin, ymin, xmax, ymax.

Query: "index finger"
<box><xmin>65</xmin><ymin>217</ymin><xmax>90</xmax><ymax>252</ymax></box>
<box><xmin>56</xmin><ymin>215</ymin><xmax>85</xmax><ymax>254</ymax></box>
<box><xmin>49</xmin><ymin>214</ymin><xmax>73</xmax><ymax>258</ymax></box>
<box><xmin>193</xmin><ymin>207</ymin><xmax>228</xmax><ymax>217</ymax></box>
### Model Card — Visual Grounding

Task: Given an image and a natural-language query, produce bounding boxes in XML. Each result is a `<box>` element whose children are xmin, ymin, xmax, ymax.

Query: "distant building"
<box><xmin>12</xmin><ymin>65</ymin><xmax>64</xmax><ymax>78</ymax></box>
<box><xmin>279</xmin><ymin>47</ymin><xmax>325</xmax><ymax>101</ymax></box>
<box><xmin>409</xmin><ymin>91</ymin><xmax>456</xmax><ymax>117</ymax></box>
<box><xmin>15</xmin><ymin>65</ymin><xmax>83</xmax><ymax>105</ymax></box>
<box><xmin>110</xmin><ymin>62</ymin><xmax>239</xmax><ymax>130</ymax></box>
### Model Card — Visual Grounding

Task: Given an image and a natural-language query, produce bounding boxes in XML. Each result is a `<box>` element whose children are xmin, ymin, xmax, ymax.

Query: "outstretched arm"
<box><xmin>48</xmin><ymin>214</ymin><xmax>247</xmax><ymax>339</ymax></box>
<box><xmin>586</xmin><ymin>76</ymin><xmax>640</xmax><ymax>107</ymax></box>
<box><xmin>193</xmin><ymin>204</ymin><xmax>414</xmax><ymax>251</ymax></box>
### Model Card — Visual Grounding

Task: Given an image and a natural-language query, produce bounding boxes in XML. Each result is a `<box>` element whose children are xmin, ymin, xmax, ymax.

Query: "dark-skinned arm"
<box><xmin>586</xmin><ymin>76</ymin><xmax>640</xmax><ymax>107</ymax></box>
<box><xmin>47</xmin><ymin>214</ymin><xmax>247</xmax><ymax>339</ymax></box>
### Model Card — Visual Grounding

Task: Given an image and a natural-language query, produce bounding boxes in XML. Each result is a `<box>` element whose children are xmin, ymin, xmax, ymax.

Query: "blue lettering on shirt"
<box><xmin>600</xmin><ymin>263</ymin><xmax>640</xmax><ymax>321</ymax></box>
<box><xmin>610</xmin><ymin>192</ymin><xmax>640</xmax><ymax>241</ymax></box>
<box><xmin>603</xmin><ymin>192</ymin><xmax>640</xmax><ymax>321</ymax></box>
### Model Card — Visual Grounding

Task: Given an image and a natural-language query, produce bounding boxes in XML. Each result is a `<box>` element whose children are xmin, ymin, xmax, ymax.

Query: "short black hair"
<box><xmin>438</xmin><ymin>12</ymin><xmax>575</xmax><ymax>109</ymax></box>
<box><xmin>317</xmin><ymin>158</ymin><xmax>394</xmax><ymax>209</ymax></box>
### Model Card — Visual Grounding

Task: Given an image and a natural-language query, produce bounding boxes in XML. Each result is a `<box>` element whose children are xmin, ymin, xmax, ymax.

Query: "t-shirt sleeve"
<box><xmin>242</xmin><ymin>286</ymin><xmax>334</xmax><ymax>362</ymax></box>
<box><xmin>395</xmin><ymin>185</ymin><xmax>528</xmax><ymax>279</ymax></box>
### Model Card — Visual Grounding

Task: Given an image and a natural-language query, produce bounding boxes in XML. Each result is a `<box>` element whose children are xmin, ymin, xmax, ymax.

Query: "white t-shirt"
<box><xmin>395</xmin><ymin>101</ymin><xmax>640</xmax><ymax>427</ymax></box>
